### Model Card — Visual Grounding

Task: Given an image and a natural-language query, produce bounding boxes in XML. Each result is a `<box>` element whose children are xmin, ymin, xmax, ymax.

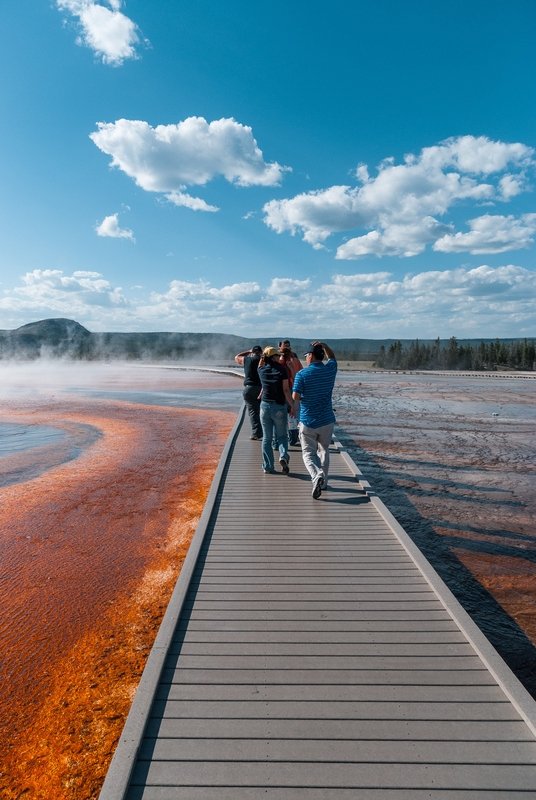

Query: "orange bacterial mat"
<box><xmin>0</xmin><ymin>392</ymin><xmax>235</xmax><ymax>799</ymax></box>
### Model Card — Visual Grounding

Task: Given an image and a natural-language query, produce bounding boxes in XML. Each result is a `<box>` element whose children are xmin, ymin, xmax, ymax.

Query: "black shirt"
<box><xmin>243</xmin><ymin>354</ymin><xmax>261</xmax><ymax>387</ymax></box>
<box><xmin>258</xmin><ymin>361</ymin><xmax>287</xmax><ymax>405</ymax></box>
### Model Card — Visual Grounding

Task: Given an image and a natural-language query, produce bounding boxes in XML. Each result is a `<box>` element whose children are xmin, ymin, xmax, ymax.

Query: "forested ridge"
<box><xmin>375</xmin><ymin>337</ymin><xmax>536</xmax><ymax>371</ymax></box>
<box><xmin>0</xmin><ymin>319</ymin><xmax>534</xmax><ymax>370</ymax></box>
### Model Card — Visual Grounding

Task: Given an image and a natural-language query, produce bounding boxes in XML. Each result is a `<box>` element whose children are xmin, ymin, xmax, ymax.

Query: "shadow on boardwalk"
<box><xmin>336</xmin><ymin>424</ymin><xmax>536</xmax><ymax>699</ymax></box>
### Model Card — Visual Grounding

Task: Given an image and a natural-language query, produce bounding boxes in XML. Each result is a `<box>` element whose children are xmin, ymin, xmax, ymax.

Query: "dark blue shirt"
<box><xmin>258</xmin><ymin>361</ymin><xmax>287</xmax><ymax>405</ymax></box>
<box><xmin>243</xmin><ymin>354</ymin><xmax>261</xmax><ymax>387</ymax></box>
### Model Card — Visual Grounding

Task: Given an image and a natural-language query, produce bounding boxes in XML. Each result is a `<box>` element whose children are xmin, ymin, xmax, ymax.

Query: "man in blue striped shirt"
<box><xmin>292</xmin><ymin>341</ymin><xmax>337</xmax><ymax>499</ymax></box>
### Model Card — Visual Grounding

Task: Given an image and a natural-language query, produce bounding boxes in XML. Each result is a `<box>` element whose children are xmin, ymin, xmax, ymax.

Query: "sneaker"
<box><xmin>263</xmin><ymin>468</ymin><xmax>274</xmax><ymax>474</ymax></box>
<box><xmin>250</xmin><ymin>435</ymin><xmax>262</xmax><ymax>440</ymax></box>
<box><xmin>279</xmin><ymin>458</ymin><xmax>289</xmax><ymax>474</ymax></box>
<box><xmin>312</xmin><ymin>475</ymin><xmax>324</xmax><ymax>499</ymax></box>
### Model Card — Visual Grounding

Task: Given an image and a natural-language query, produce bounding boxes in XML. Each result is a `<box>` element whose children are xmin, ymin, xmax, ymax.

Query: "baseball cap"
<box><xmin>263</xmin><ymin>346</ymin><xmax>280</xmax><ymax>358</ymax></box>
<box><xmin>304</xmin><ymin>343</ymin><xmax>325</xmax><ymax>359</ymax></box>
<box><xmin>251</xmin><ymin>345</ymin><xmax>262</xmax><ymax>354</ymax></box>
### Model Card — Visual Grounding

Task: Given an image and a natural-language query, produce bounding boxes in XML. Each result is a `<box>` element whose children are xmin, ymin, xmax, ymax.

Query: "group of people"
<box><xmin>234</xmin><ymin>339</ymin><xmax>337</xmax><ymax>499</ymax></box>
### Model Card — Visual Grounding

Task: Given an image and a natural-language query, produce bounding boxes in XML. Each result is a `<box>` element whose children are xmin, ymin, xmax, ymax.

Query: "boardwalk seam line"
<box><xmin>98</xmin><ymin>404</ymin><xmax>245</xmax><ymax>800</ymax></box>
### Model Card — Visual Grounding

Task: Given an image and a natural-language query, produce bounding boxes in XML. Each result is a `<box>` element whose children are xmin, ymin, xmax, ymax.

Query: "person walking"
<box><xmin>234</xmin><ymin>345</ymin><xmax>263</xmax><ymax>439</ymax></box>
<box><xmin>279</xmin><ymin>345</ymin><xmax>301</xmax><ymax>446</ymax></box>
<box><xmin>292</xmin><ymin>341</ymin><xmax>337</xmax><ymax>499</ymax></box>
<box><xmin>258</xmin><ymin>346</ymin><xmax>295</xmax><ymax>474</ymax></box>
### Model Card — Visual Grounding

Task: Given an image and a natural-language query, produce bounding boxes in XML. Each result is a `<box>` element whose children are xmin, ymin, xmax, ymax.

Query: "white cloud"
<box><xmin>95</xmin><ymin>212</ymin><xmax>135</xmax><ymax>240</ymax></box>
<box><xmin>141</xmin><ymin>264</ymin><xmax>536</xmax><ymax>336</ymax></box>
<box><xmin>264</xmin><ymin>185</ymin><xmax>367</xmax><ymax>245</ymax></box>
<box><xmin>90</xmin><ymin>116</ymin><xmax>289</xmax><ymax>211</ymax></box>
<box><xmin>337</xmin><ymin>217</ymin><xmax>452</xmax><ymax>259</ymax></box>
<box><xmin>166</xmin><ymin>191</ymin><xmax>219</xmax><ymax>213</ymax></box>
<box><xmin>498</xmin><ymin>173</ymin><xmax>526</xmax><ymax>201</ymax></box>
<box><xmin>1</xmin><ymin>265</ymin><xmax>534</xmax><ymax>337</ymax></box>
<box><xmin>263</xmin><ymin>135</ymin><xmax>535</xmax><ymax>257</ymax></box>
<box><xmin>266</xmin><ymin>278</ymin><xmax>312</xmax><ymax>297</ymax></box>
<box><xmin>57</xmin><ymin>0</ymin><xmax>145</xmax><ymax>66</ymax></box>
<box><xmin>151</xmin><ymin>279</ymin><xmax>262</xmax><ymax>305</ymax></box>
<box><xmin>433</xmin><ymin>213</ymin><xmax>536</xmax><ymax>254</ymax></box>
<box><xmin>0</xmin><ymin>270</ymin><xmax>128</xmax><ymax>328</ymax></box>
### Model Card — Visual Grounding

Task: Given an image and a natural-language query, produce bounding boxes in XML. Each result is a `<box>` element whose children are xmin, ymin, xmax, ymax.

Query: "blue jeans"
<box><xmin>260</xmin><ymin>401</ymin><xmax>289</xmax><ymax>471</ymax></box>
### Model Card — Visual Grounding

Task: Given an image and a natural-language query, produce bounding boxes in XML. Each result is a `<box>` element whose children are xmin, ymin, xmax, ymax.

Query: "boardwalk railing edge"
<box><xmin>98</xmin><ymin>404</ymin><xmax>246</xmax><ymax>800</ymax></box>
<box><xmin>332</xmin><ymin>445</ymin><xmax>536</xmax><ymax>738</ymax></box>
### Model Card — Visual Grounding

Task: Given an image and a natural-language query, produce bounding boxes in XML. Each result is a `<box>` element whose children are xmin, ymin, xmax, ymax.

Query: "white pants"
<box><xmin>299</xmin><ymin>422</ymin><xmax>334</xmax><ymax>484</ymax></box>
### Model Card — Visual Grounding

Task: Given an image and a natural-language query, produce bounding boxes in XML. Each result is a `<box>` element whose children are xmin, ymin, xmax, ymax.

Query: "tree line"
<box><xmin>374</xmin><ymin>337</ymin><xmax>536</xmax><ymax>371</ymax></box>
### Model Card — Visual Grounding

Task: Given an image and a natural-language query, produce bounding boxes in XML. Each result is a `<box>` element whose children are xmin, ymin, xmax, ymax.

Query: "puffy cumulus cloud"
<box><xmin>90</xmin><ymin>116</ymin><xmax>289</xmax><ymax>210</ymax></box>
<box><xmin>263</xmin><ymin>135</ymin><xmax>535</xmax><ymax>257</ymax></box>
<box><xmin>133</xmin><ymin>264</ymin><xmax>536</xmax><ymax>336</ymax></box>
<box><xmin>1</xmin><ymin>265</ymin><xmax>534</xmax><ymax>336</ymax></box>
<box><xmin>95</xmin><ymin>213</ymin><xmax>135</xmax><ymax>240</ymax></box>
<box><xmin>139</xmin><ymin>278</ymin><xmax>323</xmax><ymax>332</ymax></box>
<box><xmin>151</xmin><ymin>280</ymin><xmax>262</xmax><ymax>304</ymax></box>
<box><xmin>337</xmin><ymin>217</ymin><xmax>452</xmax><ymax>259</ymax></box>
<box><xmin>141</xmin><ymin>280</ymin><xmax>265</xmax><ymax>330</ymax></box>
<box><xmin>414</xmin><ymin>135</ymin><xmax>532</xmax><ymax>174</ymax></box>
<box><xmin>498</xmin><ymin>173</ymin><xmax>527</xmax><ymax>201</ymax></box>
<box><xmin>433</xmin><ymin>213</ymin><xmax>536</xmax><ymax>254</ymax></box>
<box><xmin>57</xmin><ymin>0</ymin><xmax>145</xmax><ymax>66</ymax></box>
<box><xmin>0</xmin><ymin>270</ymin><xmax>129</xmax><ymax>330</ymax></box>
<box><xmin>267</xmin><ymin>278</ymin><xmax>312</xmax><ymax>296</ymax></box>
<box><xmin>314</xmin><ymin>264</ymin><xmax>536</xmax><ymax>335</ymax></box>
<box><xmin>263</xmin><ymin>185</ymin><xmax>368</xmax><ymax>245</ymax></box>
<box><xmin>322</xmin><ymin>264</ymin><xmax>535</xmax><ymax>303</ymax></box>
<box><xmin>166</xmin><ymin>191</ymin><xmax>219</xmax><ymax>213</ymax></box>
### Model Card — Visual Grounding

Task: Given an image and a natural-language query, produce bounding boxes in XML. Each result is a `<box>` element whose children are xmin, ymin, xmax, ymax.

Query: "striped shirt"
<box><xmin>292</xmin><ymin>359</ymin><xmax>337</xmax><ymax>428</ymax></box>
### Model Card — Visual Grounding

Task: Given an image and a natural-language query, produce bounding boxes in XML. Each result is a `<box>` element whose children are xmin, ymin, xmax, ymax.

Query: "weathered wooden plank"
<box><xmin>194</xmin><ymin>577</ymin><xmax>428</xmax><ymax>585</ymax></box>
<box><xmin>187</xmin><ymin>592</ymin><xmax>438</xmax><ymax>601</ymax></box>
<box><xmin>205</xmin><ymin>535</ymin><xmax>405</xmax><ymax>541</ymax></box>
<box><xmin>207</xmin><ymin>531</ymin><xmax>396</xmax><ymax>536</ymax></box>
<box><xmin>151</xmin><ymin>698</ymin><xmax>519</xmax><ymax>721</ymax></box>
<box><xmin>175</xmin><ymin>619</ymin><xmax>460</xmax><ymax>631</ymax></box>
<box><xmin>194</xmin><ymin>570</ymin><xmax>426</xmax><ymax>578</ymax></box>
<box><xmin>129</xmin><ymin>761</ymin><xmax>536</xmax><ymax>790</ymax></box>
<box><xmin>207</xmin><ymin>545</ymin><xmax>401</xmax><ymax>550</ymax></box>
<box><xmin>144</xmin><ymin>716</ymin><xmax>533</xmax><ymax>741</ymax></box>
<box><xmin>183</xmin><ymin>603</ymin><xmax>447</xmax><ymax>612</ymax></box>
<box><xmin>156</xmin><ymin>683</ymin><xmax>508</xmax><ymax>703</ymax></box>
<box><xmin>161</xmin><ymin>668</ymin><xmax>495</xmax><ymax>686</ymax></box>
<box><xmin>200</xmin><ymin>559</ymin><xmax>417</xmax><ymax>566</ymax></box>
<box><xmin>177</xmin><ymin>630</ymin><xmax>467</xmax><ymax>643</ymax></box>
<box><xmin>199</xmin><ymin>553</ymin><xmax>411</xmax><ymax>569</ymax></box>
<box><xmin>167</xmin><ymin>654</ymin><xmax>484</xmax><ymax>670</ymax></box>
<box><xmin>126</xmin><ymin>788</ymin><xmax>535</xmax><ymax>800</ymax></box>
<box><xmin>190</xmin><ymin>584</ymin><xmax>432</xmax><ymax>593</ymax></box>
<box><xmin>170</xmin><ymin>642</ymin><xmax>476</xmax><ymax>657</ymax></box>
<box><xmin>139</xmin><ymin>737</ymin><xmax>536</xmax><ymax>764</ymax></box>
<box><xmin>182</xmin><ymin>610</ymin><xmax>464</xmax><ymax>621</ymax></box>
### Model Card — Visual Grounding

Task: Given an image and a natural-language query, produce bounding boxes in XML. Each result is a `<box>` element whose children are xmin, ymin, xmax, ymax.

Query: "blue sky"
<box><xmin>1</xmin><ymin>0</ymin><xmax>535</xmax><ymax>337</ymax></box>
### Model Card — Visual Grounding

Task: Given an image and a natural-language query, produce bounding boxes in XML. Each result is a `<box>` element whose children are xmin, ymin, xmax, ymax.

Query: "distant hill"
<box><xmin>0</xmin><ymin>318</ymin><xmax>532</xmax><ymax>362</ymax></box>
<box><xmin>0</xmin><ymin>318</ymin><xmax>93</xmax><ymax>359</ymax></box>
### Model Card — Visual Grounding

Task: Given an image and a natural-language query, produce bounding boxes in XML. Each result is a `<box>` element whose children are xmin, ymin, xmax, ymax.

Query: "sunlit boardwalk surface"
<box><xmin>100</xmin><ymin>409</ymin><xmax>536</xmax><ymax>799</ymax></box>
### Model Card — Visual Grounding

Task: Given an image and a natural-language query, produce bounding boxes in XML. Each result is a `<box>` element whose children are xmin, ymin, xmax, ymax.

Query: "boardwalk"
<box><xmin>100</xmin><ymin>407</ymin><xmax>536</xmax><ymax>799</ymax></box>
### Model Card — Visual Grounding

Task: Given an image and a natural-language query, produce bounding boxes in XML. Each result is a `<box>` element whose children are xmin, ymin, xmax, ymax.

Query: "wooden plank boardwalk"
<box><xmin>100</xmin><ymin>407</ymin><xmax>536</xmax><ymax>799</ymax></box>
